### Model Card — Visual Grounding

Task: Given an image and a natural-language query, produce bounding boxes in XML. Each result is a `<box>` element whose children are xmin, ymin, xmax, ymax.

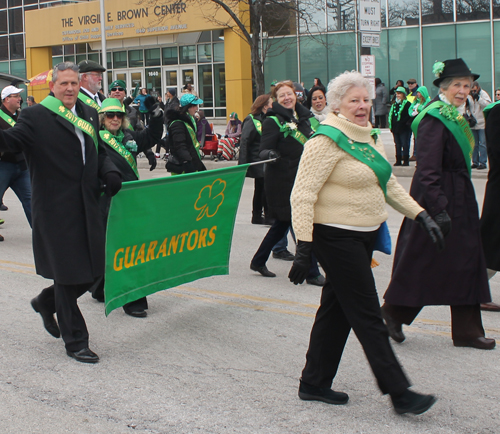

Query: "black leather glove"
<box><xmin>183</xmin><ymin>160</ymin><xmax>195</xmax><ymax>174</ymax></box>
<box><xmin>148</xmin><ymin>102</ymin><xmax>163</xmax><ymax>118</ymax></box>
<box><xmin>146</xmin><ymin>151</ymin><xmax>157</xmax><ymax>171</ymax></box>
<box><xmin>288</xmin><ymin>241</ymin><xmax>313</xmax><ymax>285</ymax></box>
<box><xmin>415</xmin><ymin>210</ymin><xmax>445</xmax><ymax>251</ymax></box>
<box><xmin>472</xmin><ymin>92</ymin><xmax>480</xmax><ymax>101</ymax></box>
<box><xmin>144</xmin><ymin>96</ymin><xmax>156</xmax><ymax>111</ymax></box>
<box><xmin>268</xmin><ymin>150</ymin><xmax>280</xmax><ymax>163</ymax></box>
<box><xmin>103</xmin><ymin>171</ymin><xmax>122</xmax><ymax>197</ymax></box>
<box><xmin>434</xmin><ymin>210</ymin><xmax>451</xmax><ymax>237</ymax></box>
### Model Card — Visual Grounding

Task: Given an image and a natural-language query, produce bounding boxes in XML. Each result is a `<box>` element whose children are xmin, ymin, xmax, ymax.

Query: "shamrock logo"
<box><xmin>194</xmin><ymin>179</ymin><xmax>226</xmax><ymax>221</ymax></box>
<box><xmin>59</xmin><ymin>106</ymin><xmax>66</xmax><ymax>113</ymax></box>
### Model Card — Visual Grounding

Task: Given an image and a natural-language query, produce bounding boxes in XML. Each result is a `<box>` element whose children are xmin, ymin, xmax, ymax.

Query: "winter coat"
<box><xmin>468</xmin><ymin>89</ymin><xmax>491</xmax><ymax>130</ymax></box>
<box><xmin>373</xmin><ymin>84</ymin><xmax>389</xmax><ymax>116</ymax></box>
<box><xmin>166</xmin><ymin>109</ymin><xmax>206</xmax><ymax>173</ymax></box>
<box><xmin>238</xmin><ymin>113</ymin><xmax>265</xmax><ymax>179</ymax></box>
<box><xmin>258</xmin><ymin>102</ymin><xmax>314</xmax><ymax>221</ymax></box>
<box><xmin>384</xmin><ymin>97</ymin><xmax>491</xmax><ymax>306</ymax></box>
<box><xmin>389</xmin><ymin>99</ymin><xmax>412</xmax><ymax>133</ymax></box>
<box><xmin>480</xmin><ymin>102</ymin><xmax>500</xmax><ymax>270</ymax></box>
<box><xmin>408</xmin><ymin>86</ymin><xmax>431</xmax><ymax>117</ymax></box>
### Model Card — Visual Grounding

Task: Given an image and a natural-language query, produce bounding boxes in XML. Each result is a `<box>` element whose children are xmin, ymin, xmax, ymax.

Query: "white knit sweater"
<box><xmin>291</xmin><ymin>113</ymin><xmax>424</xmax><ymax>242</ymax></box>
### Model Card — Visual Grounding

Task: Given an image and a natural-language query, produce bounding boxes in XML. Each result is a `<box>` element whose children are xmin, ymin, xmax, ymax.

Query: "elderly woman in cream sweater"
<box><xmin>289</xmin><ymin>71</ymin><xmax>444</xmax><ymax>415</ymax></box>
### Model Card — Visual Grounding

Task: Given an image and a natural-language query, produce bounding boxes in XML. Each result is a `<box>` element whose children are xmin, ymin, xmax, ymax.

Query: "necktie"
<box><xmin>95</xmin><ymin>95</ymin><xmax>100</xmax><ymax>106</ymax></box>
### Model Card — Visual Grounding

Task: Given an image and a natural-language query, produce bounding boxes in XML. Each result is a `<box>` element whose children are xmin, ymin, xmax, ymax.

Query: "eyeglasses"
<box><xmin>86</xmin><ymin>72</ymin><xmax>103</xmax><ymax>78</ymax></box>
<box><xmin>110</xmin><ymin>87</ymin><xmax>125</xmax><ymax>92</ymax></box>
<box><xmin>104</xmin><ymin>112</ymin><xmax>125</xmax><ymax>119</ymax></box>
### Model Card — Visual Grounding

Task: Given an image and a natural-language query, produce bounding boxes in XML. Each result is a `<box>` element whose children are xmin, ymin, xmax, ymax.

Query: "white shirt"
<box><xmin>81</xmin><ymin>88</ymin><xmax>102</xmax><ymax>107</ymax></box>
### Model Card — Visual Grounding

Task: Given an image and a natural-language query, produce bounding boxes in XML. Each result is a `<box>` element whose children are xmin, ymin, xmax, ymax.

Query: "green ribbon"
<box><xmin>311</xmin><ymin>125</ymin><xmax>392</xmax><ymax>196</ymax></box>
<box><xmin>411</xmin><ymin>100</ymin><xmax>474</xmax><ymax>177</ymax></box>
<box><xmin>483</xmin><ymin>100</ymin><xmax>500</xmax><ymax>120</ymax></box>
<box><xmin>249</xmin><ymin>114</ymin><xmax>262</xmax><ymax>135</ymax></box>
<box><xmin>100</xmin><ymin>130</ymin><xmax>139</xmax><ymax>180</ymax></box>
<box><xmin>40</xmin><ymin>95</ymin><xmax>98</xmax><ymax>151</ymax></box>
<box><xmin>268</xmin><ymin>116</ymin><xmax>309</xmax><ymax>145</ymax></box>
<box><xmin>78</xmin><ymin>92</ymin><xmax>100</xmax><ymax>110</ymax></box>
<box><xmin>309</xmin><ymin>117</ymin><xmax>320</xmax><ymax>132</ymax></box>
<box><xmin>0</xmin><ymin>109</ymin><xmax>16</xmax><ymax>127</ymax></box>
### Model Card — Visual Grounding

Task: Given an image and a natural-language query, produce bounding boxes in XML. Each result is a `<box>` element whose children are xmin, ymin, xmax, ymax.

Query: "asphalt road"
<box><xmin>0</xmin><ymin>129</ymin><xmax>498</xmax><ymax>433</ymax></box>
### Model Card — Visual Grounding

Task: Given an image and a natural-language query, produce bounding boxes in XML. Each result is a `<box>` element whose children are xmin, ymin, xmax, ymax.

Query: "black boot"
<box><xmin>393</xmin><ymin>156</ymin><xmax>402</xmax><ymax>166</ymax></box>
<box><xmin>402</xmin><ymin>156</ymin><xmax>410</xmax><ymax>166</ymax></box>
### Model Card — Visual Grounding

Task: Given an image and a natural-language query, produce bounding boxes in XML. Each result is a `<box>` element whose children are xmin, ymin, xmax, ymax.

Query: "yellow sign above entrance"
<box><xmin>25</xmin><ymin>0</ymin><xmax>235</xmax><ymax>48</ymax></box>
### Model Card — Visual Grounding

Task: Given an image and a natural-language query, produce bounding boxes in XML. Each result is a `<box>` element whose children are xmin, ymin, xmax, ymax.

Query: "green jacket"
<box><xmin>408</xmin><ymin>86</ymin><xmax>431</xmax><ymax>116</ymax></box>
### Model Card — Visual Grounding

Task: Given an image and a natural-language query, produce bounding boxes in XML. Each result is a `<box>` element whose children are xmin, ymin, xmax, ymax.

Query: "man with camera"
<box><xmin>469</xmin><ymin>82</ymin><xmax>491</xmax><ymax>170</ymax></box>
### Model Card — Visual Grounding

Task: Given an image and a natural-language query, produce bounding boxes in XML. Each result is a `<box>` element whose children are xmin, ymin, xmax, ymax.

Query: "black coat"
<box><xmin>480</xmin><ymin>103</ymin><xmax>500</xmax><ymax>270</ymax></box>
<box><xmin>238</xmin><ymin>113</ymin><xmax>265</xmax><ymax>179</ymax></box>
<box><xmin>384</xmin><ymin>100</ymin><xmax>491</xmax><ymax>306</ymax></box>
<box><xmin>0</xmin><ymin>105</ymin><xmax>27</xmax><ymax>170</ymax></box>
<box><xmin>166</xmin><ymin>109</ymin><xmax>206</xmax><ymax>172</ymax></box>
<box><xmin>258</xmin><ymin>102</ymin><xmax>314</xmax><ymax>221</ymax></box>
<box><xmin>0</xmin><ymin>99</ymin><xmax>118</xmax><ymax>285</ymax></box>
<box><xmin>389</xmin><ymin>100</ymin><xmax>412</xmax><ymax>133</ymax></box>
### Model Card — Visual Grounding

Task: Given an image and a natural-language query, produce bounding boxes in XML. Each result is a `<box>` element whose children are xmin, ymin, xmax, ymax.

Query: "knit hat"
<box><xmin>167</xmin><ymin>88</ymin><xmax>177</xmax><ymax>97</ymax></box>
<box><xmin>98</xmin><ymin>98</ymin><xmax>125</xmax><ymax>114</ymax></box>
<box><xmin>432</xmin><ymin>58</ymin><xmax>479</xmax><ymax>87</ymax></box>
<box><xmin>108</xmin><ymin>80</ymin><xmax>126</xmax><ymax>92</ymax></box>
<box><xmin>230</xmin><ymin>112</ymin><xmax>238</xmax><ymax>120</ymax></box>
<box><xmin>180</xmin><ymin>93</ymin><xmax>203</xmax><ymax>107</ymax></box>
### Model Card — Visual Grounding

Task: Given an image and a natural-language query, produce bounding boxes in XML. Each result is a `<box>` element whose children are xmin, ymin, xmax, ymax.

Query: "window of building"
<box><xmin>214</xmin><ymin>63</ymin><xmax>226</xmax><ymax>117</ymax></box>
<box><xmin>388</xmin><ymin>0</ymin><xmax>419</xmax><ymax>26</ymax></box>
<box><xmin>64</xmin><ymin>55</ymin><xmax>75</xmax><ymax>63</ymax></box>
<box><xmin>327</xmin><ymin>32</ymin><xmax>356</xmax><ymax>79</ymax></box>
<box><xmin>456</xmin><ymin>0</ymin><xmax>489</xmax><ymax>21</ymax></box>
<box><xmin>299</xmin><ymin>35</ymin><xmax>327</xmax><ymax>89</ymax></box>
<box><xmin>371</xmin><ymin>30</ymin><xmax>389</xmax><ymax>84</ymax></box>
<box><xmin>212</xmin><ymin>30</ymin><xmax>224</xmax><ymax>41</ymax></box>
<box><xmin>0</xmin><ymin>0</ymin><xmax>6</xmax><ymax>9</ymax></box>
<box><xmin>52</xmin><ymin>45</ymin><xmax>63</xmax><ymax>56</ymax></box>
<box><xmin>197</xmin><ymin>44</ymin><xmax>212</xmax><ymax>63</ymax></box>
<box><xmin>128</xmin><ymin>49</ymin><xmax>143</xmax><ymax>67</ymax></box>
<box><xmin>9</xmin><ymin>33</ymin><xmax>23</xmax><ymax>59</ymax></box>
<box><xmin>262</xmin><ymin>2</ymin><xmax>297</xmax><ymax>36</ymax></box>
<box><xmin>76</xmin><ymin>43</ymin><xmax>87</xmax><ymax>54</ymax></box>
<box><xmin>199</xmin><ymin>31</ymin><xmax>212</xmax><ymax>43</ymax></box>
<box><xmin>64</xmin><ymin>45</ymin><xmax>75</xmax><ymax>55</ymax></box>
<box><xmin>421</xmin><ymin>0</ymin><xmax>454</xmax><ymax>23</ymax></box>
<box><xmin>8</xmin><ymin>0</ymin><xmax>21</xmax><ymax>7</ymax></box>
<box><xmin>88</xmin><ymin>53</ymin><xmax>99</xmax><ymax>63</ymax></box>
<box><xmin>179</xmin><ymin>45</ymin><xmax>196</xmax><ymax>63</ymax></box>
<box><xmin>213</xmin><ymin>42</ymin><xmax>224</xmax><ymax>62</ymax></box>
<box><xmin>162</xmin><ymin>46</ymin><xmax>178</xmax><ymax>65</ymax></box>
<box><xmin>198</xmin><ymin>64</ymin><xmax>213</xmax><ymax>106</ymax></box>
<box><xmin>8</xmin><ymin>7</ymin><xmax>23</xmax><ymax>33</ymax></box>
<box><xmin>113</xmin><ymin>51</ymin><xmax>127</xmax><ymax>68</ymax></box>
<box><xmin>52</xmin><ymin>56</ymin><xmax>63</xmax><ymax>66</ymax></box>
<box><xmin>327</xmin><ymin>0</ymin><xmax>356</xmax><ymax>31</ymax></box>
<box><xmin>75</xmin><ymin>54</ymin><xmax>86</xmax><ymax>64</ymax></box>
<box><xmin>387</xmin><ymin>27</ymin><xmax>420</xmax><ymax>85</ymax></box>
<box><xmin>0</xmin><ymin>61</ymin><xmax>8</xmax><ymax>73</ymax></box>
<box><xmin>145</xmin><ymin>48</ymin><xmax>161</xmax><ymax>66</ymax></box>
<box><xmin>10</xmin><ymin>59</ymin><xmax>25</xmax><ymax>77</ymax></box>
<box><xmin>264</xmin><ymin>36</ymin><xmax>298</xmax><ymax>86</ymax></box>
<box><xmin>0</xmin><ymin>10</ymin><xmax>6</xmax><ymax>35</ymax></box>
<box><xmin>24</xmin><ymin>0</ymin><xmax>38</xmax><ymax>4</ymax></box>
<box><xmin>0</xmin><ymin>36</ymin><xmax>7</xmax><ymax>61</ymax></box>
<box><xmin>299</xmin><ymin>0</ymin><xmax>327</xmax><ymax>33</ymax></box>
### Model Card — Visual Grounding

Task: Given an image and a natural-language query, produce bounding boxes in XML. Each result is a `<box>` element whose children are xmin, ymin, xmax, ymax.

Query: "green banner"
<box><xmin>104</xmin><ymin>164</ymin><xmax>249</xmax><ymax>315</ymax></box>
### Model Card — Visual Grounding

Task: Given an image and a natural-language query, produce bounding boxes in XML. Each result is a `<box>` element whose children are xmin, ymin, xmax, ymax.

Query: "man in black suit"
<box><xmin>78</xmin><ymin>59</ymin><xmax>106</xmax><ymax>107</ymax></box>
<box><xmin>0</xmin><ymin>62</ymin><xmax>122</xmax><ymax>363</ymax></box>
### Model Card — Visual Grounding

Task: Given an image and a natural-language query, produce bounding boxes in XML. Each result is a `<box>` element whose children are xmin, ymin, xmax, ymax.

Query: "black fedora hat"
<box><xmin>433</xmin><ymin>58</ymin><xmax>479</xmax><ymax>87</ymax></box>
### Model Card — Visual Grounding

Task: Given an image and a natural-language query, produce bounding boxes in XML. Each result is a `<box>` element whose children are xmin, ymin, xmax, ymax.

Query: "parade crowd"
<box><xmin>0</xmin><ymin>57</ymin><xmax>498</xmax><ymax>417</ymax></box>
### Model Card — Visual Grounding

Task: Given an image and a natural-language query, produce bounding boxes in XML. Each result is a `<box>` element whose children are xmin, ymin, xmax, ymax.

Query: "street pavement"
<box><xmin>0</xmin><ymin>129</ymin><xmax>498</xmax><ymax>433</ymax></box>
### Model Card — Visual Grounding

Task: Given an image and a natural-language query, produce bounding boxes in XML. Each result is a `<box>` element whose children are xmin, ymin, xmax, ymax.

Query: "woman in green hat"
<box><xmin>94</xmin><ymin>97</ymin><xmax>163</xmax><ymax>317</ymax></box>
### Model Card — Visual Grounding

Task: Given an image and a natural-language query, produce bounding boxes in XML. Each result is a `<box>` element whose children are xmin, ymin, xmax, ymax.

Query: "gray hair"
<box><xmin>326</xmin><ymin>71</ymin><xmax>372</xmax><ymax>111</ymax></box>
<box><xmin>52</xmin><ymin>61</ymin><xmax>80</xmax><ymax>83</ymax></box>
<box><xmin>439</xmin><ymin>76</ymin><xmax>473</xmax><ymax>92</ymax></box>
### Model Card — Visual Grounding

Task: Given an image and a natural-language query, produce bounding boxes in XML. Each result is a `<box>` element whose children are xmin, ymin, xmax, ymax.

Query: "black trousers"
<box><xmin>91</xmin><ymin>276</ymin><xmax>148</xmax><ymax>313</ymax></box>
<box><xmin>252</xmin><ymin>177</ymin><xmax>268</xmax><ymax>219</ymax></box>
<box><xmin>37</xmin><ymin>279</ymin><xmax>99</xmax><ymax>352</ymax></box>
<box><xmin>374</xmin><ymin>115</ymin><xmax>387</xmax><ymax>129</ymax></box>
<box><xmin>382</xmin><ymin>303</ymin><xmax>485</xmax><ymax>342</ymax></box>
<box><xmin>301</xmin><ymin>224</ymin><xmax>410</xmax><ymax>396</ymax></box>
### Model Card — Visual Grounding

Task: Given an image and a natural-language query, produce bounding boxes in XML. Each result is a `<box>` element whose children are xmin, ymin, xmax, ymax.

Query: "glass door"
<box><xmin>180</xmin><ymin>67</ymin><xmax>196</xmax><ymax>95</ymax></box>
<box><xmin>128</xmin><ymin>69</ymin><xmax>144</xmax><ymax>100</ymax></box>
<box><xmin>146</xmin><ymin>67</ymin><xmax>161</xmax><ymax>97</ymax></box>
<box><xmin>164</xmin><ymin>68</ymin><xmax>179</xmax><ymax>97</ymax></box>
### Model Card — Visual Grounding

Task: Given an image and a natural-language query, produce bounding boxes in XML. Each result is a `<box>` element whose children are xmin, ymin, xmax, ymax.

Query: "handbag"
<box><xmin>165</xmin><ymin>153</ymin><xmax>184</xmax><ymax>173</ymax></box>
<box><xmin>374</xmin><ymin>221</ymin><xmax>392</xmax><ymax>255</ymax></box>
<box><xmin>464</xmin><ymin>99</ymin><xmax>477</xmax><ymax>128</ymax></box>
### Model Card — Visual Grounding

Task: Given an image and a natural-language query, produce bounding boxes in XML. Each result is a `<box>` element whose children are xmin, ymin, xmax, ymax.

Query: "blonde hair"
<box><xmin>326</xmin><ymin>71</ymin><xmax>372</xmax><ymax>111</ymax></box>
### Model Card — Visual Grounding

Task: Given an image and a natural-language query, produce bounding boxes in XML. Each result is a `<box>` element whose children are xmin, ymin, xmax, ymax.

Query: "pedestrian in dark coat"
<box><xmin>373</xmin><ymin>78</ymin><xmax>389</xmax><ymax>128</ymax></box>
<box><xmin>382</xmin><ymin>58</ymin><xmax>495</xmax><ymax>350</ymax></box>
<box><xmin>238</xmin><ymin>94</ymin><xmax>273</xmax><ymax>224</ymax></box>
<box><xmin>479</xmin><ymin>100</ymin><xmax>500</xmax><ymax>312</ymax></box>
<box><xmin>389</xmin><ymin>86</ymin><xmax>412</xmax><ymax>166</ymax></box>
<box><xmin>0</xmin><ymin>62</ymin><xmax>122</xmax><ymax>363</ymax></box>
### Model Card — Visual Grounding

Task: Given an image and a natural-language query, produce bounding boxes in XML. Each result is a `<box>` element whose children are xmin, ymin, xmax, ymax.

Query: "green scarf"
<box><xmin>100</xmin><ymin>129</ymin><xmax>139</xmax><ymax>179</ymax></box>
<box><xmin>311</xmin><ymin>124</ymin><xmax>392</xmax><ymax>196</ymax></box>
<box><xmin>412</xmin><ymin>100</ymin><xmax>474</xmax><ymax>177</ymax></box>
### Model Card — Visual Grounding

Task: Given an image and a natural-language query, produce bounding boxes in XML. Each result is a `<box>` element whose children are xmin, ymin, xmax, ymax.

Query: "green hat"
<box><xmin>99</xmin><ymin>98</ymin><xmax>125</xmax><ymax>114</ymax></box>
<box><xmin>396</xmin><ymin>86</ymin><xmax>407</xmax><ymax>95</ymax></box>
<box><xmin>109</xmin><ymin>80</ymin><xmax>126</xmax><ymax>92</ymax></box>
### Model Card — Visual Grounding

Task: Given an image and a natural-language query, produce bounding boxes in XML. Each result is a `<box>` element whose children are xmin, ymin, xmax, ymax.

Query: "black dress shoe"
<box><xmin>471</xmin><ymin>163</ymin><xmax>478</xmax><ymax>169</ymax></box>
<box><xmin>391</xmin><ymin>389</ymin><xmax>437</xmax><ymax>415</ymax></box>
<box><xmin>477</xmin><ymin>164</ymin><xmax>487</xmax><ymax>170</ymax></box>
<box><xmin>306</xmin><ymin>275</ymin><xmax>326</xmax><ymax>286</ymax></box>
<box><xmin>381</xmin><ymin>306</ymin><xmax>405</xmax><ymax>343</ymax></box>
<box><xmin>66</xmin><ymin>348</ymin><xmax>99</xmax><ymax>363</ymax></box>
<box><xmin>124</xmin><ymin>308</ymin><xmax>147</xmax><ymax>318</ymax></box>
<box><xmin>0</xmin><ymin>204</ymin><xmax>7</xmax><ymax>211</ymax></box>
<box><xmin>272</xmin><ymin>249</ymin><xmax>295</xmax><ymax>261</ymax></box>
<box><xmin>31</xmin><ymin>297</ymin><xmax>60</xmax><ymax>338</ymax></box>
<box><xmin>298</xmin><ymin>380</ymin><xmax>349</xmax><ymax>405</ymax></box>
<box><xmin>250</xmin><ymin>263</ymin><xmax>276</xmax><ymax>277</ymax></box>
<box><xmin>453</xmin><ymin>336</ymin><xmax>496</xmax><ymax>350</ymax></box>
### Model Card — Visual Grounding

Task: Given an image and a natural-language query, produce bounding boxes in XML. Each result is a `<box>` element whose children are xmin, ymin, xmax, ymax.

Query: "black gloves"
<box><xmin>415</xmin><ymin>210</ymin><xmax>445</xmax><ymax>251</ymax></box>
<box><xmin>434</xmin><ymin>210</ymin><xmax>451</xmax><ymax>237</ymax></box>
<box><xmin>268</xmin><ymin>150</ymin><xmax>280</xmax><ymax>162</ymax></box>
<box><xmin>104</xmin><ymin>171</ymin><xmax>122</xmax><ymax>197</ymax></box>
<box><xmin>288</xmin><ymin>241</ymin><xmax>313</xmax><ymax>285</ymax></box>
<box><xmin>472</xmin><ymin>92</ymin><xmax>480</xmax><ymax>101</ymax></box>
<box><xmin>183</xmin><ymin>160</ymin><xmax>195</xmax><ymax>173</ymax></box>
<box><xmin>144</xmin><ymin>96</ymin><xmax>156</xmax><ymax>112</ymax></box>
<box><xmin>146</xmin><ymin>151</ymin><xmax>157</xmax><ymax>171</ymax></box>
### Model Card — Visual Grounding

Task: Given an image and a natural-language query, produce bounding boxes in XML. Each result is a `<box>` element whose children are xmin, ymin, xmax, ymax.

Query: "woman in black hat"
<box><xmin>382</xmin><ymin>58</ymin><xmax>495</xmax><ymax>350</ymax></box>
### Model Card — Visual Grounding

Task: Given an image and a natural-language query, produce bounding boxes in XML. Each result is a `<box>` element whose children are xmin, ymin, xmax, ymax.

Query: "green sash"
<box><xmin>78</xmin><ymin>92</ymin><xmax>100</xmax><ymax>110</ymax></box>
<box><xmin>40</xmin><ymin>95</ymin><xmax>98</xmax><ymax>151</ymax></box>
<box><xmin>312</xmin><ymin>125</ymin><xmax>392</xmax><ymax>196</ymax></box>
<box><xmin>309</xmin><ymin>117</ymin><xmax>320</xmax><ymax>132</ymax></box>
<box><xmin>483</xmin><ymin>100</ymin><xmax>500</xmax><ymax>120</ymax></box>
<box><xmin>412</xmin><ymin>100</ymin><xmax>474</xmax><ymax>177</ymax></box>
<box><xmin>0</xmin><ymin>110</ymin><xmax>16</xmax><ymax>127</ymax></box>
<box><xmin>100</xmin><ymin>130</ymin><xmax>139</xmax><ymax>179</ymax></box>
<box><xmin>268</xmin><ymin>116</ymin><xmax>309</xmax><ymax>145</ymax></box>
<box><xmin>249</xmin><ymin>114</ymin><xmax>262</xmax><ymax>135</ymax></box>
<box><xmin>170</xmin><ymin>120</ymin><xmax>202</xmax><ymax>159</ymax></box>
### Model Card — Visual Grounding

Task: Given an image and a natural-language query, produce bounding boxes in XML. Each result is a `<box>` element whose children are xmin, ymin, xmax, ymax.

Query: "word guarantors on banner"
<box><xmin>104</xmin><ymin>165</ymin><xmax>248</xmax><ymax>315</ymax></box>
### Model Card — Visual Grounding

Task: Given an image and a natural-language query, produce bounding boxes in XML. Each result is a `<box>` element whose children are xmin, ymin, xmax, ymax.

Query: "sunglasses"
<box><xmin>104</xmin><ymin>112</ymin><xmax>125</xmax><ymax>119</ymax></box>
<box><xmin>110</xmin><ymin>87</ymin><xmax>125</xmax><ymax>92</ymax></box>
